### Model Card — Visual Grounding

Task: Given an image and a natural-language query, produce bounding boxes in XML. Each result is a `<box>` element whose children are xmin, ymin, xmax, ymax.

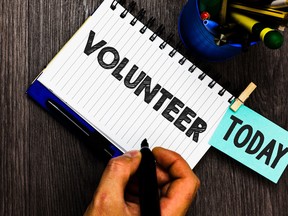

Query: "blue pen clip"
<box><xmin>203</xmin><ymin>19</ymin><xmax>219</xmax><ymax>36</ymax></box>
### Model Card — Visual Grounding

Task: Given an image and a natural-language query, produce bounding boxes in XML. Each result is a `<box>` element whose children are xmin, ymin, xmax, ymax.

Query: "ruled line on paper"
<box><xmin>37</xmin><ymin>0</ymin><xmax>232</xmax><ymax>169</ymax></box>
<box><xmin>123</xmin><ymin>67</ymin><xmax>196</xmax><ymax>146</ymax></box>
<box><xmin>171</xmin><ymin>92</ymin><xmax>222</xmax><ymax>153</ymax></box>
<box><xmin>100</xmin><ymin>48</ymin><xmax>163</xmax><ymax>128</ymax></box>
<box><xmin>78</xmin><ymin>32</ymin><xmax>140</xmax><ymax>107</ymax></box>
<box><xmin>178</xmin><ymin>100</ymin><xmax>225</xmax><ymax>156</ymax></box>
<box><xmin>160</xmin><ymin>91</ymin><xmax>214</xmax><ymax>150</ymax></box>
<box><xmin>75</xmin><ymin>32</ymin><xmax>143</xmax><ymax>106</ymax></box>
<box><xmin>49</xmin><ymin>5</ymin><xmax>112</xmax><ymax>82</ymax></box>
<box><xmin>185</xmin><ymin>104</ymin><xmax>227</xmax><ymax>163</ymax></box>
<box><xmin>90</xmin><ymin>38</ymin><xmax>153</xmax><ymax>118</ymax></box>
<box><xmin>53</xmin><ymin>12</ymin><xmax>115</xmax><ymax>85</ymax></box>
<box><xmin>117</xmin><ymin>63</ymin><xmax>182</xmax><ymax>140</ymax></box>
<box><xmin>125</xmin><ymin>62</ymin><xmax>205</xmax><ymax>149</ymax></box>
<box><xmin>60</xmin><ymin>19</ymin><xmax>124</xmax><ymax>92</ymax></box>
<box><xmin>72</xmin><ymin>32</ymin><xmax>136</xmax><ymax>101</ymax></box>
<box><xmin>149</xmin><ymin>85</ymin><xmax>209</xmax><ymax>149</ymax></box>
<box><xmin>67</xmin><ymin>23</ymin><xmax>132</xmax><ymax>97</ymax></box>
<box><xmin>94</xmin><ymin>44</ymin><xmax>149</xmax><ymax>117</ymax></box>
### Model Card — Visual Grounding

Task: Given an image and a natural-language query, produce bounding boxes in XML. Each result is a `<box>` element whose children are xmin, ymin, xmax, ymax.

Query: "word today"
<box><xmin>224</xmin><ymin>115</ymin><xmax>288</xmax><ymax>169</ymax></box>
<box><xmin>210</xmin><ymin>106</ymin><xmax>288</xmax><ymax>183</ymax></box>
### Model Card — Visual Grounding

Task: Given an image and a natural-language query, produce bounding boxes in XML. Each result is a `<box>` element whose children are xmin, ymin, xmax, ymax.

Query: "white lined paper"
<box><xmin>37</xmin><ymin>0</ymin><xmax>232</xmax><ymax>168</ymax></box>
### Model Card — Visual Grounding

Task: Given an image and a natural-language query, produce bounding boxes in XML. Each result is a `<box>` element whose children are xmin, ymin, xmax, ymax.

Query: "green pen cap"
<box><xmin>264</xmin><ymin>31</ymin><xmax>284</xmax><ymax>49</ymax></box>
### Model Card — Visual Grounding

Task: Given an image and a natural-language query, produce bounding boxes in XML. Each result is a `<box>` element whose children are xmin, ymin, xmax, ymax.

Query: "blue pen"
<box><xmin>203</xmin><ymin>19</ymin><xmax>219</xmax><ymax>36</ymax></box>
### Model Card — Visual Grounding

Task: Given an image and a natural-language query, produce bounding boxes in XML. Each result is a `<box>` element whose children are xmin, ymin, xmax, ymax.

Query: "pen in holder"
<box><xmin>178</xmin><ymin>0</ymin><xmax>257</xmax><ymax>61</ymax></box>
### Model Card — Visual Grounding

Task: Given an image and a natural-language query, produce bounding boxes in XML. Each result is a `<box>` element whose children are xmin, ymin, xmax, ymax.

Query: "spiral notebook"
<box><xmin>27</xmin><ymin>0</ymin><xmax>234</xmax><ymax>168</ymax></box>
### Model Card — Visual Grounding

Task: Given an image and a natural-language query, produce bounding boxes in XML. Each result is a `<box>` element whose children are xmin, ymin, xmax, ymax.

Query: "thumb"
<box><xmin>95</xmin><ymin>150</ymin><xmax>142</xmax><ymax>200</ymax></box>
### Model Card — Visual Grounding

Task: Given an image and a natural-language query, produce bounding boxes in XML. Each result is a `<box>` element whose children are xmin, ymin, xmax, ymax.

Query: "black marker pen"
<box><xmin>138</xmin><ymin>139</ymin><xmax>161</xmax><ymax>216</ymax></box>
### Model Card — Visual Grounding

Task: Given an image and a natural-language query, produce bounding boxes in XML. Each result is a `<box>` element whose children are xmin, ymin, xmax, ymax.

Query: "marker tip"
<box><xmin>141</xmin><ymin>139</ymin><xmax>149</xmax><ymax>148</ymax></box>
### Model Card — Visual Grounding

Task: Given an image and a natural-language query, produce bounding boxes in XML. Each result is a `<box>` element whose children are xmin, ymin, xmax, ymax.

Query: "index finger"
<box><xmin>152</xmin><ymin>147</ymin><xmax>200</xmax><ymax>216</ymax></box>
<box><xmin>153</xmin><ymin>147</ymin><xmax>197</xmax><ymax>180</ymax></box>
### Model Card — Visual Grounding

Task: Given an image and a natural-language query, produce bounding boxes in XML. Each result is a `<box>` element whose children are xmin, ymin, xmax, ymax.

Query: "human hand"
<box><xmin>153</xmin><ymin>147</ymin><xmax>200</xmax><ymax>216</ymax></box>
<box><xmin>84</xmin><ymin>147</ymin><xmax>200</xmax><ymax>216</ymax></box>
<box><xmin>84</xmin><ymin>150</ymin><xmax>142</xmax><ymax>216</ymax></box>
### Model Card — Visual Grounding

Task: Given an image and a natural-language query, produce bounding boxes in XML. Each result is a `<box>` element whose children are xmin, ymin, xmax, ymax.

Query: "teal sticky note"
<box><xmin>209</xmin><ymin>105</ymin><xmax>288</xmax><ymax>183</ymax></box>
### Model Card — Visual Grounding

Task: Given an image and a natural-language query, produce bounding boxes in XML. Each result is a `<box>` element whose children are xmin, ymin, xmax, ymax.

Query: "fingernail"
<box><xmin>124</xmin><ymin>150</ymin><xmax>140</xmax><ymax>158</ymax></box>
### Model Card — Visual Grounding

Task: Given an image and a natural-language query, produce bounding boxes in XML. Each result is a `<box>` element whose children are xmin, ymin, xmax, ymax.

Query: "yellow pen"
<box><xmin>230</xmin><ymin>12</ymin><xmax>284</xmax><ymax>49</ymax></box>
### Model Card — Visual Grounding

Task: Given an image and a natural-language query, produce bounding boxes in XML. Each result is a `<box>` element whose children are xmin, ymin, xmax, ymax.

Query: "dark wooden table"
<box><xmin>1</xmin><ymin>0</ymin><xmax>288</xmax><ymax>215</ymax></box>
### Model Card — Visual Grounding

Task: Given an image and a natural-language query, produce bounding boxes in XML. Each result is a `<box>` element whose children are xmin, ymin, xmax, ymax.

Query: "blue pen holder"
<box><xmin>178</xmin><ymin>0</ymin><xmax>251</xmax><ymax>61</ymax></box>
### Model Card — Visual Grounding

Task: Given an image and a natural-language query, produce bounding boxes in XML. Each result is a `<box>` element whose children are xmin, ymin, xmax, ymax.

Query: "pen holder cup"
<box><xmin>178</xmin><ymin>0</ymin><xmax>254</xmax><ymax>62</ymax></box>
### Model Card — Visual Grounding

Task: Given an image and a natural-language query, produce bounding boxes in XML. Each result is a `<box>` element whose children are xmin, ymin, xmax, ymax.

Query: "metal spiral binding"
<box><xmin>110</xmin><ymin>0</ymin><xmax>123</xmax><ymax>10</ymax></box>
<box><xmin>159</xmin><ymin>33</ymin><xmax>174</xmax><ymax>50</ymax></box>
<box><xmin>208</xmin><ymin>80</ymin><xmax>216</xmax><ymax>88</ymax></box>
<box><xmin>150</xmin><ymin>24</ymin><xmax>165</xmax><ymax>41</ymax></box>
<box><xmin>228</xmin><ymin>96</ymin><xmax>235</xmax><ymax>103</ymax></box>
<box><xmin>179</xmin><ymin>57</ymin><xmax>186</xmax><ymax>65</ymax></box>
<box><xmin>188</xmin><ymin>64</ymin><xmax>197</xmax><ymax>72</ymax></box>
<box><xmin>208</xmin><ymin>73</ymin><xmax>221</xmax><ymax>88</ymax></box>
<box><xmin>120</xmin><ymin>1</ymin><xmax>136</xmax><ymax>18</ymax></box>
<box><xmin>218</xmin><ymin>88</ymin><xmax>226</xmax><ymax>96</ymax></box>
<box><xmin>113</xmin><ymin>0</ymin><xmax>230</xmax><ymax>100</ymax></box>
<box><xmin>140</xmin><ymin>17</ymin><xmax>155</xmax><ymax>34</ymax></box>
<box><xmin>169</xmin><ymin>41</ymin><xmax>182</xmax><ymax>57</ymax></box>
<box><xmin>198</xmin><ymin>72</ymin><xmax>206</xmax><ymax>81</ymax></box>
<box><xmin>218</xmin><ymin>82</ymin><xmax>233</xmax><ymax>102</ymax></box>
<box><xmin>130</xmin><ymin>8</ymin><xmax>145</xmax><ymax>26</ymax></box>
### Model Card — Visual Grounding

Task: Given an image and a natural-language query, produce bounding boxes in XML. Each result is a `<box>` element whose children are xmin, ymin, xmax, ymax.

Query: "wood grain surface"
<box><xmin>1</xmin><ymin>0</ymin><xmax>288</xmax><ymax>215</ymax></box>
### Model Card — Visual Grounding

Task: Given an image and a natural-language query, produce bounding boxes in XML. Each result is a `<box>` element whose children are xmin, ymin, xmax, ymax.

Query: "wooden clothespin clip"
<box><xmin>230</xmin><ymin>82</ymin><xmax>257</xmax><ymax>112</ymax></box>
